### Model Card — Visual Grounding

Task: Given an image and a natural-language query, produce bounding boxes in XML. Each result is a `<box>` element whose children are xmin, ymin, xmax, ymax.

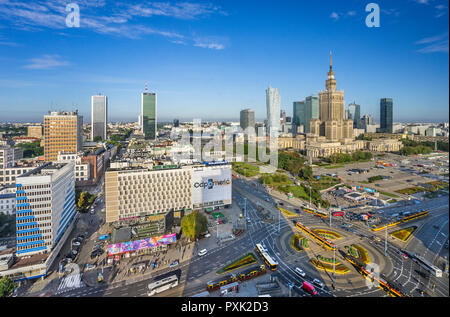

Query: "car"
<box><xmin>312</xmin><ymin>278</ymin><xmax>325</xmax><ymax>288</ymax></box>
<box><xmin>72</xmin><ymin>241</ymin><xmax>81</xmax><ymax>247</ymax></box>
<box><xmin>279</xmin><ymin>202</ymin><xmax>284</xmax><ymax>206</ymax></box>
<box><xmin>71</xmin><ymin>250</ymin><xmax>78</xmax><ymax>256</ymax></box>
<box><xmin>198</xmin><ymin>249</ymin><xmax>207</xmax><ymax>256</ymax></box>
<box><xmin>247</xmin><ymin>218</ymin><xmax>251</xmax><ymax>223</ymax></box>
<box><xmin>400</xmin><ymin>252</ymin><xmax>408</xmax><ymax>259</ymax></box>
<box><xmin>90</xmin><ymin>250</ymin><xmax>100</xmax><ymax>259</ymax></box>
<box><xmin>204</xmin><ymin>233</ymin><xmax>211</xmax><ymax>238</ymax></box>
<box><xmin>433</xmin><ymin>225</ymin><xmax>440</xmax><ymax>229</ymax></box>
<box><xmin>85</xmin><ymin>263</ymin><xmax>96</xmax><ymax>270</ymax></box>
<box><xmin>295</xmin><ymin>267</ymin><xmax>306</xmax><ymax>277</ymax></box>
<box><xmin>169</xmin><ymin>260</ymin><xmax>179</xmax><ymax>268</ymax></box>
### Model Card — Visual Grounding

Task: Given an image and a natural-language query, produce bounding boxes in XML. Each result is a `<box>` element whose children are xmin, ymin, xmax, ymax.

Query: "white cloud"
<box><xmin>22</xmin><ymin>54</ymin><xmax>70</xmax><ymax>69</ymax></box>
<box><xmin>330</xmin><ymin>12</ymin><xmax>339</xmax><ymax>20</ymax></box>
<box><xmin>415</xmin><ymin>33</ymin><xmax>449</xmax><ymax>53</ymax></box>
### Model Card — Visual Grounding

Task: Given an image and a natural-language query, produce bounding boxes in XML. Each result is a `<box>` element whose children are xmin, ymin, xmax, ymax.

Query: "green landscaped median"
<box><xmin>232</xmin><ymin>162</ymin><xmax>260</xmax><ymax>177</ymax></box>
<box><xmin>378</xmin><ymin>190</ymin><xmax>400</xmax><ymax>198</ymax></box>
<box><xmin>390</xmin><ymin>226</ymin><xmax>417</xmax><ymax>242</ymax></box>
<box><xmin>216</xmin><ymin>253</ymin><xmax>257</xmax><ymax>275</ymax></box>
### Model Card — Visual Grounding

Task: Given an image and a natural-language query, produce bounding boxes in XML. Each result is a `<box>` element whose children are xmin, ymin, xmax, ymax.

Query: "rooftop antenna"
<box><xmin>145</xmin><ymin>82</ymin><xmax>149</xmax><ymax>93</ymax></box>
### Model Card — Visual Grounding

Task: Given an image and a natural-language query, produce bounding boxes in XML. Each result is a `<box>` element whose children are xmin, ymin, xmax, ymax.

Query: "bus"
<box><xmin>148</xmin><ymin>275</ymin><xmax>179</xmax><ymax>296</ymax></box>
<box><xmin>295</xmin><ymin>222</ymin><xmax>336</xmax><ymax>251</ymax></box>
<box><xmin>255</xmin><ymin>244</ymin><xmax>278</xmax><ymax>271</ymax></box>
<box><xmin>413</xmin><ymin>255</ymin><xmax>442</xmax><ymax>277</ymax></box>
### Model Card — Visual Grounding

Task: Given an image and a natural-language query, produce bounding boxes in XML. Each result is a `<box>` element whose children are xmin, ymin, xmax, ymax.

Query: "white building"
<box><xmin>0</xmin><ymin>186</ymin><xmax>15</xmax><ymax>215</ymax></box>
<box><xmin>266</xmin><ymin>86</ymin><xmax>281</xmax><ymax>136</ymax></box>
<box><xmin>105</xmin><ymin>162</ymin><xmax>232</xmax><ymax>223</ymax></box>
<box><xmin>57</xmin><ymin>152</ymin><xmax>90</xmax><ymax>182</ymax></box>
<box><xmin>15</xmin><ymin>163</ymin><xmax>76</xmax><ymax>257</ymax></box>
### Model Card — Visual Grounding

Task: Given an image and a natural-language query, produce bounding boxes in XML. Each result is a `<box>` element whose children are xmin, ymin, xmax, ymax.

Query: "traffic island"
<box><xmin>313</xmin><ymin>229</ymin><xmax>342</xmax><ymax>241</ymax></box>
<box><xmin>216</xmin><ymin>253</ymin><xmax>257</xmax><ymax>275</ymax></box>
<box><xmin>310</xmin><ymin>257</ymin><xmax>350</xmax><ymax>274</ymax></box>
<box><xmin>290</xmin><ymin>234</ymin><xmax>303</xmax><ymax>252</ymax></box>
<box><xmin>390</xmin><ymin>226</ymin><xmax>417</xmax><ymax>242</ymax></box>
<box><xmin>345</xmin><ymin>244</ymin><xmax>370</xmax><ymax>264</ymax></box>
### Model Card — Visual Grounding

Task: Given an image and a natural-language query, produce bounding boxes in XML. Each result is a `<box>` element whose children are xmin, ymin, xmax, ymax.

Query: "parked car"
<box><xmin>72</xmin><ymin>241</ymin><xmax>81</xmax><ymax>247</ymax></box>
<box><xmin>169</xmin><ymin>260</ymin><xmax>179</xmax><ymax>268</ymax></box>
<box><xmin>198</xmin><ymin>249</ymin><xmax>208</xmax><ymax>256</ymax></box>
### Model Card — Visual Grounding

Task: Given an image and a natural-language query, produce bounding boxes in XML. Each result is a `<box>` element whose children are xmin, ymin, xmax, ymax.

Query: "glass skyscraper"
<box><xmin>142</xmin><ymin>91</ymin><xmax>157</xmax><ymax>140</ymax></box>
<box><xmin>240</xmin><ymin>109</ymin><xmax>255</xmax><ymax>131</ymax></box>
<box><xmin>348</xmin><ymin>102</ymin><xmax>361</xmax><ymax>129</ymax></box>
<box><xmin>91</xmin><ymin>95</ymin><xmax>107</xmax><ymax>141</ymax></box>
<box><xmin>293</xmin><ymin>95</ymin><xmax>318</xmax><ymax>133</ymax></box>
<box><xmin>380</xmin><ymin>98</ymin><xmax>393</xmax><ymax>133</ymax></box>
<box><xmin>266</xmin><ymin>86</ymin><xmax>280</xmax><ymax>135</ymax></box>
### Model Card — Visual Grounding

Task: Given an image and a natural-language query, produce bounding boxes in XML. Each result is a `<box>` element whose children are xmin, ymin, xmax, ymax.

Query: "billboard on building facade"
<box><xmin>191</xmin><ymin>165</ymin><xmax>232</xmax><ymax>206</ymax></box>
<box><xmin>107</xmin><ymin>233</ymin><xmax>176</xmax><ymax>256</ymax></box>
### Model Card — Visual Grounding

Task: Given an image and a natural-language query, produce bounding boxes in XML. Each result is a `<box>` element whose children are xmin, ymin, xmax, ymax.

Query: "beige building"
<box><xmin>278</xmin><ymin>135</ymin><xmax>306</xmax><ymax>150</ymax></box>
<box><xmin>310</xmin><ymin>53</ymin><xmax>354</xmax><ymax>142</ymax></box>
<box><xmin>44</xmin><ymin>111</ymin><xmax>83</xmax><ymax>162</ymax></box>
<box><xmin>27</xmin><ymin>125</ymin><xmax>43</xmax><ymax>139</ymax></box>
<box><xmin>366</xmin><ymin>139</ymin><xmax>403</xmax><ymax>152</ymax></box>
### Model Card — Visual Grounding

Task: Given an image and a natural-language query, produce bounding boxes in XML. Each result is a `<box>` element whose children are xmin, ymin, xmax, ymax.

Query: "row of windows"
<box><xmin>0</xmin><ymin>168</ymin><xmax>32</xmax><ymax>176</ymax></box>
<box><xmin>17</xmin><ymin>216</ymin><xmax>51</xmax><ymax>224</ymax></box>
<box><xmin>19</xmin><ymin>197</ymin><xmax>51</xmax><ymax>203</ymax></box>
<box><xmin>17</xmin><ymin>209</ymin><xmax>51</xmax><ymax>217</ymax></box>
<box><xmin>22</xmin><ymin>184</ymin><xmax>51</xmax><ymax>190</ymax></box>
<box><xmin>17</xmin><ymin>203</ymin><xmax>51</xmax><ymax>211</ymax></box>
<box><xmin>17</xmin><ymin>190</ymin><xmax>51</xmax><ymax>197</ymax></box>
<box><xmin>17</xmin><ymin>242</ymin><xmax>51</xmax><ymax>251</ymax></box>
<box><xmin>17</xmin><ymin>228</ymin><xmax>51</xmax><ymax>237</ymax></box>
<box><xmin>18</xmin><ymin>235</ymin><xmax>51</xmax><ymax>244</ymax></box>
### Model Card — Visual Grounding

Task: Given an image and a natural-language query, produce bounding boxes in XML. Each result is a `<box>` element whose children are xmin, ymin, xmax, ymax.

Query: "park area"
<box><xmin>390</xmin><ymin>226</ymin><xmax>417</xmax><ymax>242</ymax></box>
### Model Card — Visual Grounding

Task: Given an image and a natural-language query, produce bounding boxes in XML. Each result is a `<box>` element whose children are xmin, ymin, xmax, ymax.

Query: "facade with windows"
<box><xmin>0</xmin><ymin>186</ymin><xmax>16</xmax><ymax>215</ymax></box>
<box><xmin>379</xmin><ymin>98</ymin><xmax>393</xmax><ymax>133</ymax></box>
<box><xmin>91</xmin><ymin>95</ymin><xmax>108</xmax><ymax>141</ymax></box>
<box><xmin>57</xmin><ymin>152</ymin><xmax>90</xmax><ymax>183</ymax></box>
<box><xmin>142</xmin><ymin>92</ymin><xmax>157</xmax><ymax>140</ymax></box>
<box><xmin>105</xmin><ymin>163</ymin><xmax>232</xmax><ymax>223</ymax></box>
<box><xmin>15</xmin><ymin>163</ymin><xmax>76</xmax><ymax>257</ymax></box>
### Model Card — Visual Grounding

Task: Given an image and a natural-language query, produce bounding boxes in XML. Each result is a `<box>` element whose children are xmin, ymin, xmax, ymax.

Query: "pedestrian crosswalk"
<box><xmin>57</xmin><ymin>273</ymin><xmax>84</xmax><ymax>293</ymax></box>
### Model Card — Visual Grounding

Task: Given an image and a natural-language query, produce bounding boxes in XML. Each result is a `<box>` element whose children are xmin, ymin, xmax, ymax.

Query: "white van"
<box><xmin>198</xmin><ymin>249</ymin><xmax>207</xmax><ymax>256</ymax></box>
<box><xmin>295</xmin><ymin>267</ymin><xmax>306</xmax><ymax>277</ymax></box>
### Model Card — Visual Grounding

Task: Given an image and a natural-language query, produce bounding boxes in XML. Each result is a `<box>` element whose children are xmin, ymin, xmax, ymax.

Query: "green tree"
<box><xmin>93</xmin><ymin>136</ymin><xmax>103</xmax><ymax>142</ymax></box>
<box><xmin>298</xmin><ymin>165</ymin><xmax>313</xmax><ymax>180</ymax></box>
<box><xmin>0</xmin><ymin>276</ymin><xmax>15</xmax><ymax>297</ymax></box>
<box><xmin>181</xmin><ymin>211</ymin><xmax>208</xmax><ymax>241</ymax></box>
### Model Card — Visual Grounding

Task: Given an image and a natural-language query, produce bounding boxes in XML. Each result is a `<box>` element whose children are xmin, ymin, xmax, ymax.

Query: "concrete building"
<box><xmin>57</xmin><ymin>152</ymin><xmax>90</xmax><ymax>183</ymax></box>
<box><xmin>15</xmin><ymin>163</ymin><xmax>76</xmax><ymax>257</ymax></box>
<box><xmin>105</xmin><ymin>162</ymin><xmax>232</xmax><ymax>223</ymax></box>
<box><xmin>266</xmin><ymin>86</ymin><xmax>281</xmax><ymax>136</ymax></box>
<box><xmin>240</xmin><ymin>109</ymin><xmax>255</xmax><ymax>131</ymax></box>
<box><xmin>44</xmin><ymin>111</ymin><xmax>83</xmax><ymax>162</ymax></box>
<box><xmin>91</xmin><ymin>94</ymin><xmax>108</xmax><ymax>141</ymax></box>
<box><xmin>141</xmin><ymin>86</ymin><xmax>157</xmax><ymax>140</ymax></box>
<box><xmin>360</xmin><ymin>114</ymin><xmax>374</xmax><ymax>131</ymax></box>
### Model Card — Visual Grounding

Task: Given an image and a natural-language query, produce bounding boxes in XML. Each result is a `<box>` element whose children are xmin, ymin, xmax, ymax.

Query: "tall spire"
<box><xmin>330</xmin><ymin>51</ymin><xmax>332</xmax><ymax>70</ymax></box>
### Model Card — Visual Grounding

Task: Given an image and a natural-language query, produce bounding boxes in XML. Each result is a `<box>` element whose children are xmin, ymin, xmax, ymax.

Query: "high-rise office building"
<box><xmin>348</xmin><ymin>102</ymin><xmax>361</xmax><ymax>129</ymax></box>
<box><xmin>240</xmin><ymin>109</ymin><xmax>255</xmax><ymax>131</ymax></box>
<box><xmin>380</xmin><ymin>98</ymin><xmax>393</xmax><ymax>133</ymax></box>
<box><xmin>15</xmin><ymin>162</ymin><xmax>76</xmax><ymax>256</ymax></box>
<box><xmin>266</xmin><ymin>86</ymin><xmax>281</xmax><ymax>135</ymax></box>
<box><xmin>91</xmin><ymin>94</ymin><xmax>107</xmax><ymax>141</ymax></box>
<box><xmin>293</xmin><ymin>95</ymin><xmax>319</xmax><ymax>134</ymax></box>
<box><xmin>141</xmin><ymin>85</ymin><xmax>157</xmax><ymax>140</ymax></box>
<box><xmin>173</xmin><ymin>119</ymin><xmax>180</xmax><ymax>128</ymax></box>
<box><xmin>44</xmin><ymin>111</ymin><xmax>83</xmax><ymax>162</ymax></box>
<box><xmin>310</xmin><ymin>53</ymin><xmax>353</xmax><ymax>141</ymax></box>
<box><xmin>361</xmin><ymin>114</ymin><xmax>374</xmax><ymax>130</ymax></box>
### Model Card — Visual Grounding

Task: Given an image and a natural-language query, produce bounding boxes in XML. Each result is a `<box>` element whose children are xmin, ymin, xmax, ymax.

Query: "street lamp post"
<box><xmin>333</xmin><ymin>247</ymin><xmax>336</xmax><ymax>288</ymax></box>
<box><xmin>384</xmin><ymin>225</ymin><xmax>388</xmax><ymax>257</ymax></box>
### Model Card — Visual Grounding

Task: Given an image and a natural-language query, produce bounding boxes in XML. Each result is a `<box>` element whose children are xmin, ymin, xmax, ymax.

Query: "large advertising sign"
<box><xmin>107</xmin><ymin>233</ymin><xmax>176</xmax><ymax>256</ymax></box>
<box><xmin>192</xmin><ymin>165</ymin><xmax>232</xmax><ymax>205</ymax></box>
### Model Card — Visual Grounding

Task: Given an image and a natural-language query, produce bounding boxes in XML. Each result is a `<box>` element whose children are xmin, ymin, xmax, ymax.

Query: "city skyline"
<box><xmin>0</xmin><ymin>0</ymin><xmax>448</xmax><ymax>123</ymax></box>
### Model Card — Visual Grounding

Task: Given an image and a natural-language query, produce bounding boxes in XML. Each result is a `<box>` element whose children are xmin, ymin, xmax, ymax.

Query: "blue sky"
<box><xmin>0</xmin><ymin>0</ymin><xmax>448</xmax><ymax>123</ymax></box>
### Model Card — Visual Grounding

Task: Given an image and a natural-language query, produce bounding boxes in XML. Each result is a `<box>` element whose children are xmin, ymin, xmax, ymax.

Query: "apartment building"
<box><xmin>15</xmin><ymin>163</ymin><xmax>76</xmax><ymax>256</ymax></box>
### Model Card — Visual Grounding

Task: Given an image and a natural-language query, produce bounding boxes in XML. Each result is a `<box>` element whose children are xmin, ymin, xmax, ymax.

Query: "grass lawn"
<box><xmin>395</xmin><ymin>187</ymin><xmax>425</xmax><ymax>195</ymax></box>
<box><xmin>310</xmin><ymin>176</ymin><xmax>341</xmax><ymax>191</ymax></box>
<box><xmin>260</xmin><ymin>174</ymin><xmax>293</xmax><ymax>187</ymax></box>
<box><xmin>324</xmin><ymin>164</ymin><xmax>345</xmax><ymax>170</ymax></box>
<box><xmin>378</xmin><ymin>190</ymin><xmax>400</xmax><ymax>198</ymax></box>
<box><xmin>232</xmin><ymin>162</ymin><xmax>260</xmax><ymax>177</ymax></box>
